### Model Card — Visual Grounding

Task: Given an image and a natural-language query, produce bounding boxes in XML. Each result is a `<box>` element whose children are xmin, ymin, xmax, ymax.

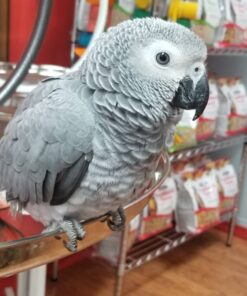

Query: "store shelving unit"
<box><xmin>113</xmin><ymin>134</ymin><xmax>247</xmax><ymax>296</ymax></box>
<box><xmin>208</xmin><ymin>47</ymin><xmax>247</xmax><ymax>56</ymax></box>
<box><xmin>124</xmin><ymin>210</ymin><xmax>233</xmax><ymax>272</ymax></box>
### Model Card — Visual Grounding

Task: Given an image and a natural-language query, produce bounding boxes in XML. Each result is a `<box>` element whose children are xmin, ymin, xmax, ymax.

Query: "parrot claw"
<box><xmin>60</xmin><ymin>219</ymin><xmax>86</xmax><ymax>252</ymax></box>
<box><xmin>106</xmin><ymin>207</ymin><xmax>126</xmax><ymax>232</ymax></box>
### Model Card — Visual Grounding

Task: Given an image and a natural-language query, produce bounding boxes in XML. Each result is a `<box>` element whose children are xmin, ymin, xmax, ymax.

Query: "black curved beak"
<box><xmin>171</xmin><ymin>74</ymin><xmax>209</xmax><ymax>120</ymax></box>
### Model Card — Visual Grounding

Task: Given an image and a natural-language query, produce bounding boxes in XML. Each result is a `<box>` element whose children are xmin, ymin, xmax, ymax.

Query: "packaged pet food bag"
<box><xmin>138</xmin><ymin>176</ymin><xmax>177</xmax><ymax>240</ymax></box>
<box><xmin>215</xmin><ymin>158</ymin><xmax>238</xmax><ymax>213</ymax></box>
<box><xmin>196</xmin><ymin>77</ymin><xmax>219</xmax><ymax>141</ymax></box>
<box><xmin>216</xmin><ymin>78</ymin><xmax>247</xmax><ymax>136</ymax></box>
<box><xmin>168</xmin><ymin>110</ymin><xmax>197</xmax><ymax>152</ymax></box>
<box><xmin>175</xmin><ymin>160</ymin><xmax>220</xmax><ymax>234</ymax></box>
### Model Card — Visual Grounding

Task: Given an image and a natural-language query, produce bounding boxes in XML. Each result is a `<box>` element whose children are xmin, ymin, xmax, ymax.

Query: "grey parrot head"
<box><xmin>84</xmin><ymin>18</ymin><xmax>209</xmax><ymax>121</ymax></box>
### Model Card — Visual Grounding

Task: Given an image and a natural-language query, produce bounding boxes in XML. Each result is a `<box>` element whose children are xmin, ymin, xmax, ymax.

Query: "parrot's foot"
<box><xmin>60</xmin><ymin>219</ymin><xmax>86</xmax><ymax>252</ymax></box>
<box><xmin>106</xmin><ymin>207</ymin><xmax>126</xmax><ymax>231</ymax></box>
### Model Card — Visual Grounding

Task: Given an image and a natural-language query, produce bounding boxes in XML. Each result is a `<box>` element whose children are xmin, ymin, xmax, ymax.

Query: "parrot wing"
<box><xmin>0</xmin><ymin>80</ymin><xmax>94</xmax><ymax>206</ymax></box>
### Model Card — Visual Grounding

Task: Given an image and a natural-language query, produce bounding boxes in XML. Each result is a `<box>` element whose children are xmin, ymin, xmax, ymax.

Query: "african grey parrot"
<box><xmin>0</xmin><ymin>18</ymin><xmax>209</xmax><ymax>251</ymax></box>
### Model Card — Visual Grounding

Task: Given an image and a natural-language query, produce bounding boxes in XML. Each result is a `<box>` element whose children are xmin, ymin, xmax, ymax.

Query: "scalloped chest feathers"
<box><xmin>66</xmin><ymin>104</ymin><xmax>165</xmax><ymax>219</ymax></box>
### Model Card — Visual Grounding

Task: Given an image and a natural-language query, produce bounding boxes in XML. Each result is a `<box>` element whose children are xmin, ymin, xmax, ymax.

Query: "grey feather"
<box><xmin>1</xmin><ymin>79</ymin><xmax>94</xmax><ymax>205</ymax></box>
<box><xmin>110</xmin><ymin>69</ymin><xmax>120</xmax><ymax>83</ymax></box>
<box><xmin>96</xmin><ymin>63</ymin><xmax>110</xmax><ymax>76</ymax></box>
<box><xmin>108</xmin><ymin>77</ymin><xmax>121</xmax><ymax>92</ymax></box>
<box><xmin>43</xmin><ymin>172</ymin><xmax>56</xmax><ymax>202</ymax></box>
<box><xmin>51</xmin><ymin>152</ymin><xmax>92</xmax><ymax>205</ymax></box>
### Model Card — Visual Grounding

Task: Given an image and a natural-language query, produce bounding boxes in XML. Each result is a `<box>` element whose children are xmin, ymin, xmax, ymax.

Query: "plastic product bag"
<box><xmin>215</xmin><ymin>158</ymin><xmax>238</xmax><ymax>213</ymax></box>
<box><xmin>168</xmin><ymin>110</ymin><xmax>197</xmax><ymax>152</ymax></box>
<box><xmin>175</xmin><ymin>161</ymin><xmax>220</xmax><ymax>234</ymax></box>
<box><xmin>138</xmin><ymin>176</ymin><xmax>177</xmax><ymax>240</ymax></box>
<box><xmin>216</xmin><ymin>78</ymin><xmax>247</xmax><ymax>137</ymax></box>
<box><xmin>228</xmin><ymin>78</ymin><xmax>247</xmax><ymax>134</ymax></box>
<box><xmin>196</xmin><ymin>77</ymin><xmax>220</xmax><ymax>141</ymax></box>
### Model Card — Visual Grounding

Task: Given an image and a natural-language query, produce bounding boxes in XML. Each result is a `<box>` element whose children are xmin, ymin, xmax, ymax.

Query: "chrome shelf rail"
<box><xmin>208</xmin><ymin>47</ymin><xmax>247</xmax><ymax>56</ymax></box>
<box><xmin>169</xmin><ymin>135</ymin><xmax>246</xmax><ymax>162</ymax></box>
<box><xmin>124</xmin><ymin>211</ymin><xmax>233</xmax><ymax>272</ymax></box>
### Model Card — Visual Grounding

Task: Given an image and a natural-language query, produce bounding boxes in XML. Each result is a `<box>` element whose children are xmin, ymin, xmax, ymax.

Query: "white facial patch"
<box><xmin>128</xmin><ymin>40</ymin><xmax>190</xmax><ymax>82</ymax></box>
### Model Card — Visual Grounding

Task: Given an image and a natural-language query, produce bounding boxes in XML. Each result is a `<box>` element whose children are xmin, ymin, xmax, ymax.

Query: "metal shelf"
<box><xmin>120</xmin><ymin>136</ymin><xmax>245</xmax><ymax>274</ymax></box>
<box><xmin>125</xmin><ymin>211</ymin><xmax>233</xmax><ymax>272</ymax></box>
<box><xmin>208</xmin><ymin>47</ymin><xmax>247</xmax><ymax>56</ymax></box>
<box><xmin>169</xmin><ymin>134</ymin><xmax>246</xmax><ymax>162</ymax></box>
<box><xmin>114</xmin><ymin>136</ymin><xmax>247</xmax><ymax>296</ymax></box>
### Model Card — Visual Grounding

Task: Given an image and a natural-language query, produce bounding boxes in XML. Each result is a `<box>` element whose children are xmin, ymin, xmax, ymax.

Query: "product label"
<box><xmin>193</xmin><ymin>175</ymin><xmax>219</xmax><ymax>208</ymax></box>
<box><xmin>217</xmin><ymin>164</ymin><xmax>238</xmax><ymax>197</ymax></box>
<box><xmin>153</xmin><ymin>177</ymin><xmax>177</xmax><ymax>215</ymax></box>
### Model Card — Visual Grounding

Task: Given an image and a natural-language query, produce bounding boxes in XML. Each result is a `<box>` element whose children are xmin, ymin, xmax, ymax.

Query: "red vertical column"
<box><xmin>9</xmin><ymin>0</ymin><xmax>75</xmax><ymax>67</ymax></box>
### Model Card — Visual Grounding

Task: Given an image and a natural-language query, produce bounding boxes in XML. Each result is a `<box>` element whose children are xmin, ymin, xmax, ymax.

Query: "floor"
<box><xmin>46</xmin><ymin>230</ymin><xmax>247</xmax><ymax>296</ymax></box>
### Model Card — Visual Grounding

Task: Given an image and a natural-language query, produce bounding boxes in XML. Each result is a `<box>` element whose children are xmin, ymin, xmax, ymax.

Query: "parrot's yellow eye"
<box><xmin>156</xmin><ymin>52</ymin><xmax>170</xmax><ymax>65</ymax></box>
